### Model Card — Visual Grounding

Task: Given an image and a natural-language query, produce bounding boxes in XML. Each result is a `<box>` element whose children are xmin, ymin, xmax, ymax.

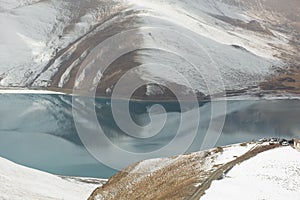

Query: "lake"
<box><xmin>0</xmin><ymin>93</ymin><xmax>299</xmax><ymax>178</ymax></box>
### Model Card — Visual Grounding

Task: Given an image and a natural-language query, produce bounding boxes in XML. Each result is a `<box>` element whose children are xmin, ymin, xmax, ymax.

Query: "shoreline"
<box><xmin>1</xmin><ymin>87</ymin><xmax>300</xmax><ymax>103</ymax></box>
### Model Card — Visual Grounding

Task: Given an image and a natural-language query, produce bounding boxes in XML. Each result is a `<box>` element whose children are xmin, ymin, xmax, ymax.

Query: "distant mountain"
<box><xmin>88</xmin><ymin>142</ymin><xmax>300</xmax><ymax>200</ymax></box>
<box><xmin>0</xmin><ymin>0</ymin><xmax>299</xmax><ymax>99</ymax></box>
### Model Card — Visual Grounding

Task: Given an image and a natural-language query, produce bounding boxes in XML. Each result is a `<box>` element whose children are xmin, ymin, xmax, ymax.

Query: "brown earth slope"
<box><xmin>88</xmin><ymin>142</ymin><xmax>281</xmax><ymax>200</ymax></box>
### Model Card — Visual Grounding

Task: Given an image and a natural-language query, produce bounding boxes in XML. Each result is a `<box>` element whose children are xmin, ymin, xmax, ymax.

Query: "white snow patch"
<box><xmin>132</xmin><ymin>157</ymin><xmax>175</xmax><ymax>174</ymax></box>
<box><xmin>0</xmin><ymin>89</ymin><xmax>65</xmax><ymax>94</ymax></box>
<box><xmin>202</xmin><ymin>147</ymin><xmax>300</xmax><ymax>200</ymax></box>
<box><xmin>146</xmin><ymin>84</ymin><xmax>164</xmax><ymax>96</ymax></box>
<box><xmin>58</xmin><ymin>49</ymin><xmax>88</xmax><ymax>88</ymax></box>
<box><xmin>215</xmin><ymin>143</ymin><xmax>257</xmax><ymax>165</ymax></box>
<box><xmin>0</xmin><ymin>156</ymin><xmax>101</xmax><ymax>200</ymax></box>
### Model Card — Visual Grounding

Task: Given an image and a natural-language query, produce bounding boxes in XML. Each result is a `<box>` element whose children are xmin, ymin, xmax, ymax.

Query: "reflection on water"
<box><xmin>0</xmin><ymin>94</ymin><xmax>299</xmax><ymax>178</ymax></box>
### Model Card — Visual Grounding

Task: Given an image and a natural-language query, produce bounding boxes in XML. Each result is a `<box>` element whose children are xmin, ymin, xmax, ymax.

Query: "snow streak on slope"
<box><xmin>0</xmin><ymin>156</ymin><xmax>105</xmax><ymax>200</ymax></box>
<box><xmin>202</xmin><ymin>147</ymin><xmax>300</xmax><ymax>200</ymax></box>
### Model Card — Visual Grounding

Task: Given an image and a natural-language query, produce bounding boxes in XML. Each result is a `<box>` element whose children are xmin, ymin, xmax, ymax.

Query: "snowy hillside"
<box><xmin>202</xmin><ymin>147</ymin><xmax>300</xmax><ymax>200</ymax></box>
<box><xmin>127</xmin><ymin>0</ymin><xmax>296</xmax><ymax>97</ymax></box>
<box><xmin>88</xmin><ymin>142</ymin><xmax>300</xmax><ymax>199</ymax></box>
<box><xmin>0</xmin><ymin>0</ymin><xmax>124</xmax><ymax>87</ymax></box>
<box><xmin>0</xmin><ymin>0</ymin><xmax>299</xmax><ymax>99</ymax></box>
<box><xmin>89</xmin><ymin>142</ymin><xmax>256</xmax><ymax>199</ymax></box>
<box><xmin>0</xmin><ymin>156</ymin><xmax>106</xmax><ymax>200</ymax></box>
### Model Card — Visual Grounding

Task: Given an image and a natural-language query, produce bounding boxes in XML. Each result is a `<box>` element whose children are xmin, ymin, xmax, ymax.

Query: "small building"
<box><xmin>293</xmin><ymin>138</ymin><xmax>300</xmax><ymax>151</ymax></box>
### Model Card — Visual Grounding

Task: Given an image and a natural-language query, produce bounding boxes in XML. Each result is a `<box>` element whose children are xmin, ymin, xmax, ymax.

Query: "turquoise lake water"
<box><xmin>0</xmin><ymin>94</ymin><xmax>299</xmax><ymax>178</ymax></box>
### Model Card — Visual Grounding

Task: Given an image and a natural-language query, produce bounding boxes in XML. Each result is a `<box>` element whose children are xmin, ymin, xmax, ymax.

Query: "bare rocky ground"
<box><xmin>88</xmin><ymin>142</ymin><xmax>285</xmax><ymax>200</ymax></box>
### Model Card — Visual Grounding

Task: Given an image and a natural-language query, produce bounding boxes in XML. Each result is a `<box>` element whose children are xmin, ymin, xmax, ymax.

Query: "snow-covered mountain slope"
<box><xmin>0</xmin><ymin>156</ymin><xmax>106</xmax><ymax>200</ymax></box>
<box><xmin>88</xmin><ymin>142</ymin><xmax>299</xmax><ymax>200</ymax></box>
<box><xmin>0</xmin><ymin>0</ymin><xmax>125</xmax><ymax>86</ymax></box>
<box><xmin>0</xmin><ymin>0</ymin><xmax>299</xmax><ymax>99</ymax></box>
<box><xmin>125</xmin><ymin>0</ymin><xmax>297</xmax><ymax>98</ymax></box>
<box><xmin>202</xmin><ymin>147</ymin><xmax>300</xmax><ymax>200</ymax></box>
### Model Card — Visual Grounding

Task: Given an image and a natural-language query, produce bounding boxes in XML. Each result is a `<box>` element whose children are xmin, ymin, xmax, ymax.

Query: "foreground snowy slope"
<box><xmin>202</xmin><ymin>147</ymin><xmax>300</xmax><ymax>200</ymax></box>
<box><xmin>89</xmin><ymin>143</ymin><xmax>255</xmax><ymax>199</ymax></box>
<box><xmin>89</xmin><ymin>142</ymin><xmax>299</xmax><ymax>199</ymax></box>
<box><xmin>0</xmin><ymin>156</ymin><xmax>105</xmax><ymax>200</ymax></box>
